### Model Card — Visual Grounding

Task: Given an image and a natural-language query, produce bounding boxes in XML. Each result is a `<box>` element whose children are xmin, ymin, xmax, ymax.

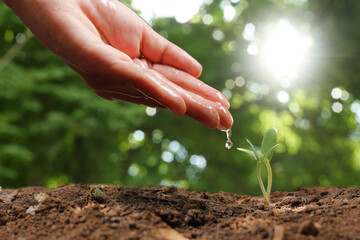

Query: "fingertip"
<box><xmin>192</xmin><ymin>61</ymin><xmax>203</xmax><ymax>78</ymax></box>
<box><xmin>152</xmin><ymin>64</ymin><xmax>229</xmax><ymax>110</ymax></box>
<box><xmin>148</xmin><ymin>70</ymin><xmax>187</xmax><ymax>117</ymax></box>
<box><xmin>215</xmin><ymin>103</ymin><xmax>234</xmax><ymax>131</ymax></box>
<box><xmin>201</xmin><ymin>107</ymin><xmax>220</xmax><ymax>129</ymax></box>
<box><xmin>217</xmin><ymin>119</ymin><xmax>233</xmax><ymax>131</ymax></box>
<box><xmin>183</xmin><ymin>95</ymin><xmax>220</xmax><ymax>129</ymax></box>
<box><xmin>175</xmin><ymin>52</ymin><xmax>203</xmax><ymax>78</ymax></box>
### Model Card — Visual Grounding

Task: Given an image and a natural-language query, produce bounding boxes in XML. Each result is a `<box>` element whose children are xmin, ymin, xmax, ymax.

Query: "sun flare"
<box><xmin>262</xmin><ymin>20</ymin><xmax>313</xmax><ymax>81</ymax></box>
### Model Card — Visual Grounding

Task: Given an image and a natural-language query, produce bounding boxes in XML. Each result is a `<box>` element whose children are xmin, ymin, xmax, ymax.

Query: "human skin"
<box><xmin>3</xmin><ymin>0</ymin><xmax>233</xmax><ymax>130</ymax></box>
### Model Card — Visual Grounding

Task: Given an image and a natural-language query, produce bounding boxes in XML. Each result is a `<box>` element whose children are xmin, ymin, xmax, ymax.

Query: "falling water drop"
<box><xmin>224</xmin><ymin>129</ymin><xmax>233</xmax><ymax>149</ymax></box>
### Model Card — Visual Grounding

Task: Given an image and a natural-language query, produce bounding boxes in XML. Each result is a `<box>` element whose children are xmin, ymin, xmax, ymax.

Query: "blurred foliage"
<box><xmin>1</xmin><ymin>0</ymin><xmax>360</xmax><ymax>195</ymax></box>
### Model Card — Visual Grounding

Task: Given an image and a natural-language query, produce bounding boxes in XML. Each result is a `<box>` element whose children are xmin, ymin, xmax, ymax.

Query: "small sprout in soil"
<box><xmin>237</xmin><ymin>127</ymin><xmax>279</xmax><ymax>205</ymax></box>
<box><xmin>95</xmin><ymin>188</ymin><xmax>103</xmax><ymax>196</ymax></box>
<box><xmin>88</xmin><ymin>186</ymin><xmax>94</xmax><ymax>199</ymax></box>
<box><xmin>88</xmin><ymin>186</ymin><xmax>103</xmax><ymax>199</ymax></box>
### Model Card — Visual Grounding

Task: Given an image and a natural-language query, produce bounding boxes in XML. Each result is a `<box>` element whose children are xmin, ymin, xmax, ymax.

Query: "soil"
<box><xmin>0</xmin><ymin>185</ymin><xmax>359</xmax><ymax>240</ymax></box>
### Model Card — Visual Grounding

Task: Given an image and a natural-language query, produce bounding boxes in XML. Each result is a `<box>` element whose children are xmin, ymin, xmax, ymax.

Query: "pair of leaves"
<box><xmin>237</xmin><ymin>127</ymin><xmax>279</xmax><ymax>162</ymax></box>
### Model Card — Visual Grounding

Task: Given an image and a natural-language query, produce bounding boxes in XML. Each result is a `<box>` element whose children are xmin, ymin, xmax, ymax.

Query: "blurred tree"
<box><xmin>0</xmin><ymin>0</ymin><xmax>359</xmax><ymax>195</ymax></box>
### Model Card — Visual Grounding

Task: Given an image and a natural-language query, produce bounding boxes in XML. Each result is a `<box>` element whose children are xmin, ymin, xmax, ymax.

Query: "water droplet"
<box><xmin>224</xmin><ymin>129</ymin><xmax>233</xmax><ymax>149</ymax></box>
<box><xmin>225</xmin><ymin>140</ymin><xmax>233</xmax><ymax>149</ymax></box>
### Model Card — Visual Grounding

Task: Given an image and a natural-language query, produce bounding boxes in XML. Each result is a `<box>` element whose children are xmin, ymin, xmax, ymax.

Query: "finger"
<box><xmin>152</xmin><ymin>64</ymin><xmax>230</xmax><ymax>109</ymax></box>
<box><xmin>95</xmin><ymin>90</ymin><xmax>164</xmax><ymax>108</ymax></box>
<box><xmin>129</xmin><ymin>66</ymin><xmax>187</xmax><ymax>116</ymax></box>
<box><xmin>148</xmin><ymin>69</ymin><xmax>233</xmax><ymax>129</ymax></box>
<box><xmin>181</xmin><ymin>91</ymin><xmax>220</xmax><ymax>129</ymax></box>
<box><xmin>179</xmin><ymin>90</ymin><xmax>233</xmax><ymax>130</ymax></box>
<box><xmin>133</xmin><ymin>59</ymin><xmax>231</xmax><ymax>129</ymax></box>
<box><xmin>214</xmin><ymin>103</ymin><xmax>233</xmax><ymax>131</ymax></box>
<box><xmin>141</xmin><ymin>26</ymin><xmax>203</xmax><ymax>78</ymax></box>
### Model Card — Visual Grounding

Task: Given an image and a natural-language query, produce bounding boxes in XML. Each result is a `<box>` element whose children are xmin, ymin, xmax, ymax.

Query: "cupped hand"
<box><xmin>5</xmin><ymin>0</ymin><xmax>233</xmax><ymax>130</ymax></box>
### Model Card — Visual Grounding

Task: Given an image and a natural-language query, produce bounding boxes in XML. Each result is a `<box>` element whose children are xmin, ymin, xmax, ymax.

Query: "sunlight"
<box><xmin>262</xmin><ymin>20</ymin><xmax>313</xmax><ymax>81</ymax></box>
<box><xmin>131</xmin><ymin>0</ymin><xmax>205</xmax><ymax>24</ymax></box>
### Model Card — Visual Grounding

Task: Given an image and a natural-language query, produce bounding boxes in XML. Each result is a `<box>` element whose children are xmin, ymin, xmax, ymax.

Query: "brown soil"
<box><xmin>0</xmin><ymin>185</ymin><xmax>359</xmax><ymax>240</ymax></box>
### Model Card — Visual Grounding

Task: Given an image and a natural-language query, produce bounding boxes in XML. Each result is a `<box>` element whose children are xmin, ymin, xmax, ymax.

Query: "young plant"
<box><xmin>88</xmin><ymin>186</ymin><xmax>103</xmax><ymax>200</ymax></box>
<box><xmin>237</xmin><ymin>127</ymin><xmax>279</xmax><ymax>205</ymax></box>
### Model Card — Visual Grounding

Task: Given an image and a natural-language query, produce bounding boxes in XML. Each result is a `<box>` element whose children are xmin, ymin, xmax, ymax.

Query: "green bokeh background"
<box><xmin>1</xmin><ymin>0</ymin><xmax>360</xmax><ymax>195</ymax></box>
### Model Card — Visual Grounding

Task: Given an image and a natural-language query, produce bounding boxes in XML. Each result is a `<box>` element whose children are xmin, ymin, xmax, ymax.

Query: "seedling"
<box><xmin>88</xmin><ymin>186</ymin><xmax>103</xmax><ymax>199</ymax></box>
<box><xmin>237</xmin><ymin>127</ymin><xmax>279</xmax><ymax>205</ymax></box>
<box><xmin>95</xmin><ymin>188</ymin><xmax>103</xmax><ymax>196</ymax></box>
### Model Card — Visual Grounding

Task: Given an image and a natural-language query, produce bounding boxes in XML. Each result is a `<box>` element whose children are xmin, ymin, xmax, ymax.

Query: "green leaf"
<box><xmin>261</xmin><ymin>127</ymin><xmax>278</xmax><ymax>161</ymax></box>
<box><xmin>95</xmin><ymin>188</ymin><xmax>103</xmax><ymax>196</ymax></box>
<box><xmin>246</xmin><ymin>139</ymin><xmax>260</xmax><ymax>161</ymax></box>
<box><xmin>260</xmin><ymin>144</ymin><xmax>279</xmax><ymax>162</ymax></box>
<box><xmin>237</xmin><ymin>147</ymin><xmax>256</xmax><ymax>159</ymax></box>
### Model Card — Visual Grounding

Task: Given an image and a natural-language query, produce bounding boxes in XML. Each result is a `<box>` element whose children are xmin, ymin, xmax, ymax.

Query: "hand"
<box><xmin>4</xmin><ymin>0</ymin><xmax>233</xmax><ymax>130</ymax></box>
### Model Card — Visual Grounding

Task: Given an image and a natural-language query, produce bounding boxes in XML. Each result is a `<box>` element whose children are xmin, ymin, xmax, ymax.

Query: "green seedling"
<box><xmin>88</xmin><ymin>186</ymin><xmax>103</xmax><ymax>199</ymax></box>
<box><xmin>95</xmin><ymin>188</ymin><xmax>103</xmax><ymax>196</ymax></box>
<box><xmin>237</xmin><ymin>127</ymin><xmax>279</xmax><ymax>205</ymax></box>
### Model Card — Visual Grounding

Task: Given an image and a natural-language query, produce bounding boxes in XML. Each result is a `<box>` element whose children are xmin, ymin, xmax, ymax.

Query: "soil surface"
<box><xmin>0</xmin><ymin>185</ymin><xmax>359</xmax><ymax>240</ymax></box>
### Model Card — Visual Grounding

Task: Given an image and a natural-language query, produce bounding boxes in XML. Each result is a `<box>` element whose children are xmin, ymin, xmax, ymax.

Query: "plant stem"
<box><xmin>257</xmin><ymin>161</ymin><xmax>269</xmax><ymax>205</ymax></box>
<box><xmin>264</xmin><ymin>159</ymin><xmax>272</xmax><ymax>203</ymax></box>
<box><xmin>88</xmin><ymin>186</ymin><xmax>94</xmax><ymax>199</ymax></box>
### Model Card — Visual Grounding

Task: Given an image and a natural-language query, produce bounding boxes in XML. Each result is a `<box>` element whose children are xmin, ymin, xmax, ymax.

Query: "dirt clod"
<box><xmin>279</xmin><ymin>195</ymin><xmax>306</xmax><ymax>207</ymax></box>
<box><xmin>299</xmin><ymin>220</ymin><xmax>319</xmax><ymax>236</ymax></box>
